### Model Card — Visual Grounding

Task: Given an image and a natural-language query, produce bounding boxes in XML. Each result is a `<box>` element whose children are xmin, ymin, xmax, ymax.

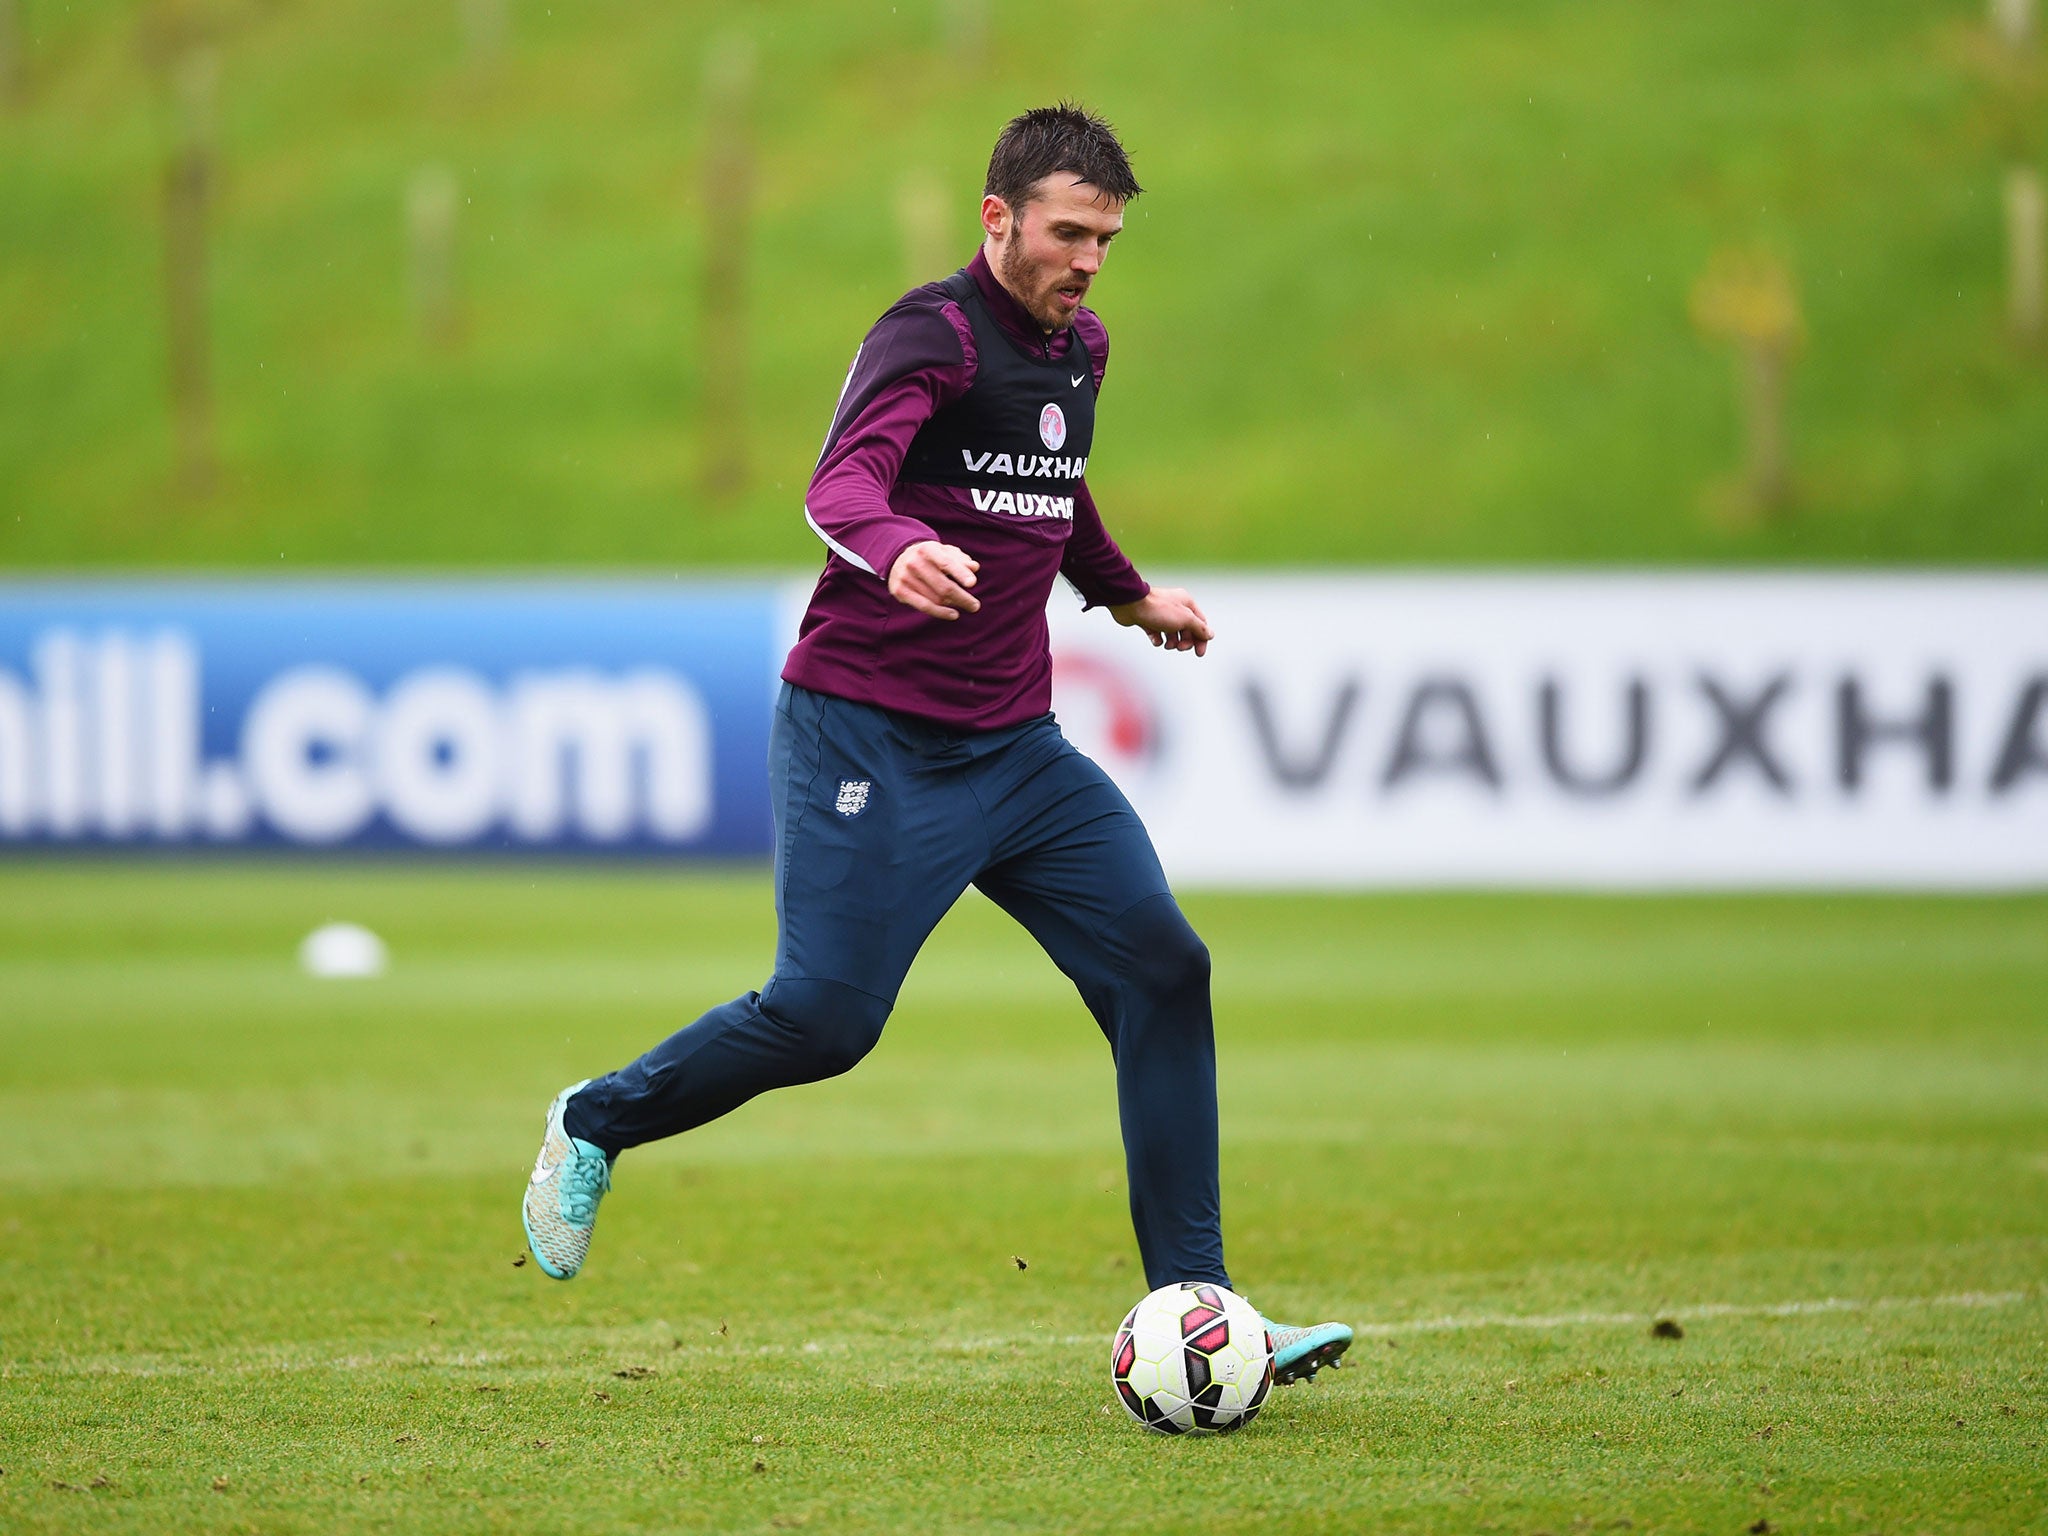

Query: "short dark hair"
<box><xmin>983</xmin><ymin>102</ymin><xmax>1142</xmax><ymax>212</ymax></box>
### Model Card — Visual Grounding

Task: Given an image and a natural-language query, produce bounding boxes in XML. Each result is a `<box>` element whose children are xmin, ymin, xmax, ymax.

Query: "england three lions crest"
<box><xmin>834</xmin><ymin>778</ymin><xmax>873</xmax><ymax>817</ymax></box>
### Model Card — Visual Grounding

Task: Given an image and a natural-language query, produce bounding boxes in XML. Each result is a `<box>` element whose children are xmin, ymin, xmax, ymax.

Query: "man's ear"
<box><xmin>980</xmin><ymin>193</ymin><xmax>1011</xmax><ymax>241</ymax></box>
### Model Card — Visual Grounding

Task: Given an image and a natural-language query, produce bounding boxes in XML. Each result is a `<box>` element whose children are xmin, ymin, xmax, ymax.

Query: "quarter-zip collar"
<box><xmin>968</xmin><ymin>248</ymin><xmax>1075</xmax><ymax>363</ymax></box>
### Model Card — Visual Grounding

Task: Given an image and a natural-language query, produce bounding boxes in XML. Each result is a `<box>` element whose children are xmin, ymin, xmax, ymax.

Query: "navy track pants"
<box><xmin>566</xmin><ymin>682</ymin><xmax>1228</xmax><ymax>1290</ymax></box>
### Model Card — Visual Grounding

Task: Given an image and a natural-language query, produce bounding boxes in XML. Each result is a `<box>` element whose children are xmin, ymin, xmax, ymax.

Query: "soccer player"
<box><xmin>524</xmin><ymin>103</ymin><xmax>1352</xmax><ymax>1386</ymax></box>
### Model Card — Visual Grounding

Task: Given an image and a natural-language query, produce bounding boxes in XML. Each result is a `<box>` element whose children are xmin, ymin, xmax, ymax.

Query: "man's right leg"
<box><xmin>563</xmin><ymin>978</ymin><xmax>892</xmax><ymax>1149</ymax></box>
<box><xmin>525</xmin><ymin>685</ymin><xmax>982</xmax><ymax>1275</ymax></box>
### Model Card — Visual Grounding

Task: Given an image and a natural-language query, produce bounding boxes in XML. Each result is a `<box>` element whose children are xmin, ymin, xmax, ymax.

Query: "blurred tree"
<box><xmin>699</xmin><ymin>33</ymin><xmax>755</xmax><ymax>503</ymax></box>
<box><xmin>1690</xmin><ymin>249</ymin><xmax>1804</xmax><ymax>523</ymax></box>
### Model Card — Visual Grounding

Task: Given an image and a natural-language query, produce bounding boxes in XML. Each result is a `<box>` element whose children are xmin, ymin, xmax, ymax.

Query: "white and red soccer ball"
<box><xmin>1110</xmin><ymin>1281</ymin><xmax>1275</xmax><ymax>1434</ymax></box>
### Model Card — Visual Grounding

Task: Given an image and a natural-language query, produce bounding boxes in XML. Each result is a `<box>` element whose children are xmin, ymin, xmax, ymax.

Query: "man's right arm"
<box><xmin>803</xmin><ymin>298</ymin><xmax>977</xmax><ymax>589</ymax></box>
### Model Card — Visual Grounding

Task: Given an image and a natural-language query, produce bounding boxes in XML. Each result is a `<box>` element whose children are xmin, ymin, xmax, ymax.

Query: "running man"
<box><xmin>524</xmin><ymin>103</ymin><xmax>1352</xmax><ymax>1386</ymax></box>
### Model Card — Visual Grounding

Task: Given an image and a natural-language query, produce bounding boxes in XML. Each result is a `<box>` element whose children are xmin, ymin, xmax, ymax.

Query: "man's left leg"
<box><xmin>985</xmin><ymin>873</ymin><xmax>1227</xmax><ymax>1291</ymax></box>
<box><xmin>967</xmin><ymin>721</ymin><xmax>1221</xmax><ymax>1288</ymax></box>
<box><xmin>968</xmin><ymin>719</ymin><xmax>1352</xmax><ymax>1383</ymax></box>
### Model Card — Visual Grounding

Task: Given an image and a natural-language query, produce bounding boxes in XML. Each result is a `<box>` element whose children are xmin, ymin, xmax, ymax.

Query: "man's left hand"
<box><xmin>1109</xmin><ymin>587</ymin><xmax>1212</xmax><ymax>656</ymax></box>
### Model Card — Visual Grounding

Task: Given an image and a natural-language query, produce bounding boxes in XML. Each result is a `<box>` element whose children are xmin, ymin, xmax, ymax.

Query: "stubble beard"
<box><xmin>999</xmin><ymin>227</ymin><xmax>1076</xmax><ymax>333</ymax></box>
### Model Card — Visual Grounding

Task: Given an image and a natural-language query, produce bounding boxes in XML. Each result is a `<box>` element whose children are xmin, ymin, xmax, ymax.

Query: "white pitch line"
<box><xmin>934</xmin><ymin>1288</ymin><xmax>2033</xmax><ymax>1353</ymax></box>
<box><xmin>1344</xmin><ymin>1288</ymin><xmax>2031</xmax><ymax>1339</ymax></box>
<box><xmin>14</xmin><ymin>1289</ymin><xmax>2033</xmax><ymax>1380</ymax></box>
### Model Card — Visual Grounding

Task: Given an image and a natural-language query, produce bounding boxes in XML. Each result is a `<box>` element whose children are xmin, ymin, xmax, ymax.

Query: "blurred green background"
<box><xmin>3</xmin><ymin>0</ymin><xmax>2046</xmax><ymax>568</ymax></box>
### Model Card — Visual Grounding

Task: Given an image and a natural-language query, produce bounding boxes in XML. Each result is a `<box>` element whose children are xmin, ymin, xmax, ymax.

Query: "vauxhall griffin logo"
<box><xmin>1038</xmin><ymin>403</ymin><xmax>1067</xmax><ymax>452</ymax></box>
<box><xmin>1052</xmin><ymin>651</ymin><xmax>1162</xmax><ymax>780</ymax></box>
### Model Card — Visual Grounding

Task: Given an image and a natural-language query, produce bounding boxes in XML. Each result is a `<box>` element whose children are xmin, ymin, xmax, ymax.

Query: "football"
<box><xmin>1109</xmin><ymin>1281</ymin><xmax>1275</xmax><ymax>1434</ymax></box>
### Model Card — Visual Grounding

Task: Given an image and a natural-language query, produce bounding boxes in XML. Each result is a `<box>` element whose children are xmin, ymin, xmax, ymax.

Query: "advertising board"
<box><xmin>3</xmin><ymin>574</ymin><xmax>2043</xmax><ymax>886</ymax></box>
<box><xmin>0</xmin><ymin>582</ymin><xmax>778</xmax><ymax>856</ymax></box>
<box><xmin>1046</xmin><ymin>574</ymin><xmax>2048</xmax><ymax>888</ymax></box>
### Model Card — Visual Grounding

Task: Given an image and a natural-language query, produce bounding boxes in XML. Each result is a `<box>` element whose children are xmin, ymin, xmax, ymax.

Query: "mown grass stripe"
<box><xmin>16</xmin><ymin>1288</ymin><xmax>2031</xmax><ymax>1381</ymax></box>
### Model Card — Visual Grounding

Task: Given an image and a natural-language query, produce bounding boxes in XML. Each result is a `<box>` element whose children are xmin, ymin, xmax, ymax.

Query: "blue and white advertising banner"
<box><xmin>0</xmin><ymin>582</ymin><xmax>779</xmax><ymax>856</ymax></box>
<box><xmin>3</xmin><ymin>574</ymin><xmax>2045</xmax><ymax>886</ymax></box>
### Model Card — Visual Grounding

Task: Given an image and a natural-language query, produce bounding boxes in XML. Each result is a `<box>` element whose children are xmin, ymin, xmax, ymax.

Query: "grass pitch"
<box><xmin>1</xmin><ymin>866</ymin><xmax>2044</xmax><ymax>1533</ymax></box>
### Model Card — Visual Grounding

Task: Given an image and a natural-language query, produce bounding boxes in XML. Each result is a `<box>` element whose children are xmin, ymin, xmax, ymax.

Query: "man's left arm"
<box><xmin>1064</xmin><ymin>480</ymin><xmax>1213</xmax><ymax>656</ymax></box>
<box><xmin>1062</xmin><ymin>309</ymin><xmax>1212</xmax><ymax>654</ymax></box>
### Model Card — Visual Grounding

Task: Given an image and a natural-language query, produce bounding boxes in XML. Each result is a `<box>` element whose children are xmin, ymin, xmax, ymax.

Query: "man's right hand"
<box><xmin>888</xmin><ymin>541</ymin><xmax>981</xmax><ymax>620</ymax></box>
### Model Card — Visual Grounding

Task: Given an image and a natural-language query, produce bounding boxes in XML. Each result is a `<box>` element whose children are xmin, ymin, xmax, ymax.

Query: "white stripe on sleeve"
<box><xmin>803</xmin><ymin>504</ymin><xmax>878</xmax><ymax>576</ymax></box>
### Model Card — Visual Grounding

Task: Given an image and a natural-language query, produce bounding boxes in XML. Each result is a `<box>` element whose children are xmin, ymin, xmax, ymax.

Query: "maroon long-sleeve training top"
<box><xmin>780</xmin><ymin>249</ymin><xmax>1151</xmax><ymax>730</ymax></box>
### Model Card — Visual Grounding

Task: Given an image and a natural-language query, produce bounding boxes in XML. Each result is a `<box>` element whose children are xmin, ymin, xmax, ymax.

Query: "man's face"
<box><xmin>985</xmin><ymin>175</ymin><xmax>1124</xmax><ymax>332</ymax></box>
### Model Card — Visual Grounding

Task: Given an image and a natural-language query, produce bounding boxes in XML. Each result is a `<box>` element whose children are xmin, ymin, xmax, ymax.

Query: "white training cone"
<box><xmin>299</xmin><ymin>922</ymin><xmax>388</xmax><ymax>979</ymax></box>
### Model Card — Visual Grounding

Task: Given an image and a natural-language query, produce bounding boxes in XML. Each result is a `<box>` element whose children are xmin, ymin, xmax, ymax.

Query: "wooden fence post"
<box><xmin>0</xmin><ymin>0</ymin><xmax>24</xmax><ymax>108</ymax></box>
<box><xmin>698</xmin><ymin>33</ymin><xmax>755</xmax><ymax>502</ymax></box>
<box><xmin>408</xmin><ymin>164</ymin><xmax>462</xmax><ymax>349</ymax></box>
<box><xmin>161</xmin><ymin>44</ymin><xmax>219</xmax><ymax>497</ymax></box>
<box><xmin>2009</xmin><ymin>165</ymin><xmax>2045</xmax><ymax>340</ymax></box>
<box><xmin>939</xmin><ymin>0</ymin><xmax>987</xmax><ymax>67</ymax></box>
<box><xmin>1991</xmin><ymin>0</ymin><xmax>2036</xmax><ymax>48</ymax></box>
<box><xmin>1690</xmin><ymin>248</ymin><xmax>1804</xmax><ymax>521</ymax></box>
<box><xmin>896</xmin><ymin>170</ymin><xmax>952</xmax><ymax>288</ymax></box>
<box><xmin>462</xmin><ymin>0</ymin><xmax>506</xmax><ymax>69</ymax></box>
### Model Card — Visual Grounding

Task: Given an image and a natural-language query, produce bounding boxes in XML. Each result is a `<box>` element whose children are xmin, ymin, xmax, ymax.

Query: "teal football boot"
<box><xmin>521</xmin><ymin>1081</ymin><xmax>613</xmax><ymax>1280</ymax></box>
<box><xmin>1263</xmin><ymin>1317</ymin><xmax>1354</xmax><ymax>1385</ymax></box>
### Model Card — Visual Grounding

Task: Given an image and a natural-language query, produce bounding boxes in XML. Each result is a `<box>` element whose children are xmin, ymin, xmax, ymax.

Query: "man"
<box><xmin>523</xmin><ymin>104</ymin><xmax>1352</xmax><ymax>1387</ymax></box>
